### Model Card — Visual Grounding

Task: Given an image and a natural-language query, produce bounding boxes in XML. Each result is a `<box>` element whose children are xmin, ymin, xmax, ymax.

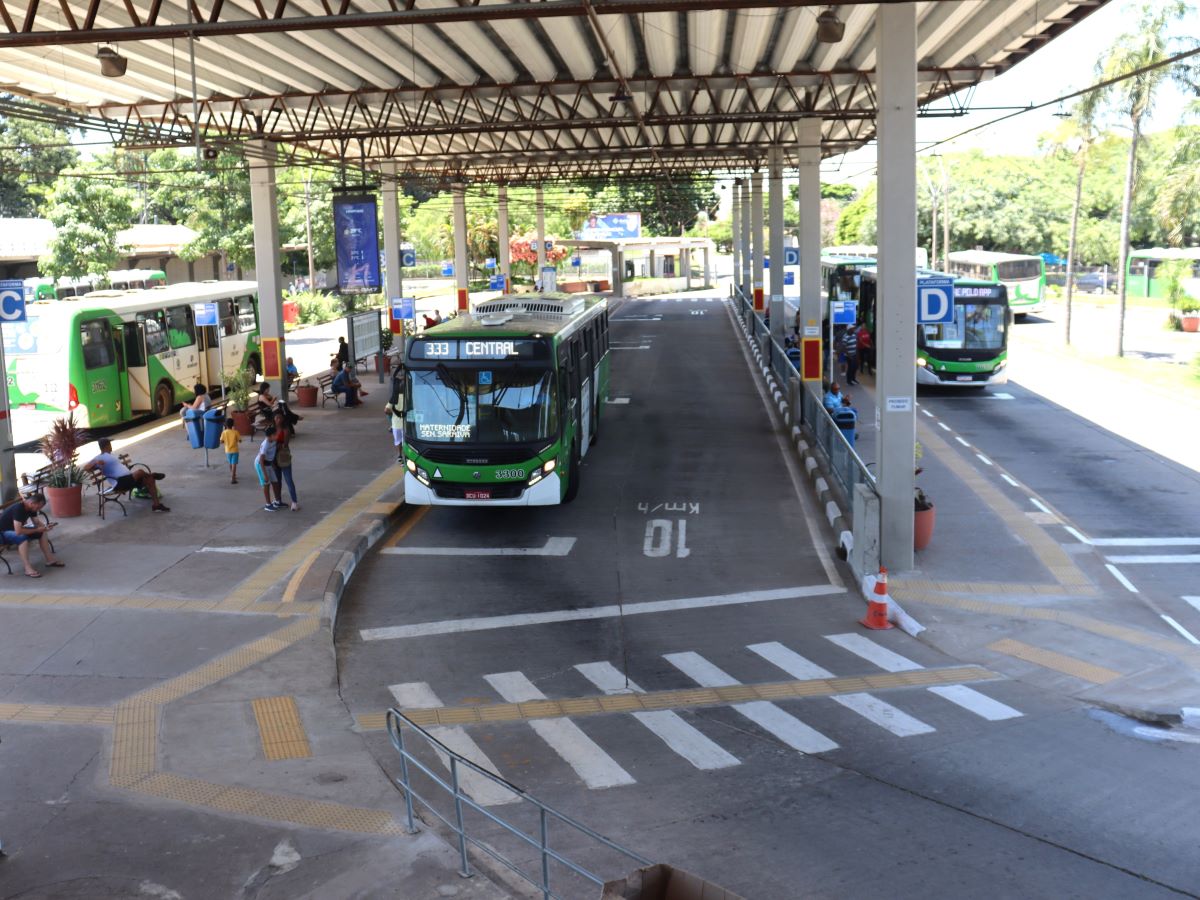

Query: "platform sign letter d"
<box><xmin>917</xmin><ymin>276</ymin><xmax>954</xmax><ymax>324</ymax></box>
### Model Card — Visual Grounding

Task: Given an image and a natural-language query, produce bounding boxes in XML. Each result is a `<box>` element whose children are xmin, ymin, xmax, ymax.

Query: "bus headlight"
<box><xmin>528</xmin><ymin>457</ymin><xmax>556</xmax><ymax>486</ymax></box>
<box><xmin>916</xmin><ymin>357</ymin><xmax>928</xmax><ymax>367</ymax></box>
<box><xmin>405</xmin><ymin>458</ymin><xmax>431</xmax><ymax>486</ymax></box>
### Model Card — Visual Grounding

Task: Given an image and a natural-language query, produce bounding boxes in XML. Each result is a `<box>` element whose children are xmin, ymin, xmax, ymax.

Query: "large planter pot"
<box><xmin>914</xmin><ymin>503</ymin><xmax>936</xmax><ymax>551</ymax></box>
<box><xmin>231</xmin><ymin>409</ymin><xmax>255</xmax><ymax>437</ymax></box>
<box><xmin>295</xmin><ymin>384</ymin><xmax>319</xmax><ymax>408</ymax></box>
<box><xmin>45</xmin><ymin>484</ymin><xmax>83</xmax><ymax>518</ymax></box>
<box><xmin>374</xmin><ymin>354</ymin><xmax>391</xmax><ymax>374</ymax></box>
<box><xmin>1182</xmin><ymin>314</ymin><xmax>1200</xmax><ymax>333</ymax></box>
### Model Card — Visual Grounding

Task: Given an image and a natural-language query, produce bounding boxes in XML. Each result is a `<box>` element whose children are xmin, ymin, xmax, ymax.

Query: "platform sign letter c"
<box><xmin>0</xmin><ymin>280</ymin><xmax>26</xmax><ymax>322</ymax></box>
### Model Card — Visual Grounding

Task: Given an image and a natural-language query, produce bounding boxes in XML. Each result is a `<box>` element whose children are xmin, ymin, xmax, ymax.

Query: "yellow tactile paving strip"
<box><xmin>252</xmin><ymin>695</ymin><xmax>313</xmax><ymax>760</ymax></box>
<box><xmin>0</xmin><ymin>592</ymin><xmax>323</xmax><ymax>617</ymax></box>
<box><xmin>987</xmin><ymin>638</ymin><xmax>1122</xmax><ymax>685</ymax></box>
<box><xmin>355</xmin><ymin>665</ymin><xmax>1000</xmax><ymax>731</ymax></box>
<box><xmin>109</xmin><ymin>701</ymin><xmax>160</xmax><ymax>785</ymax></box>
<box><xmin>0</xmin><ymin>703</ymin><xmax>113</xmax><ymax>725</ymax></box>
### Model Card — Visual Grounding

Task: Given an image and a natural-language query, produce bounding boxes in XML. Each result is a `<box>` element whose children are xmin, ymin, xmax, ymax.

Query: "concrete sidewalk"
<box><xmin>0</xmin><ymin>340</ymin><xmax>509</xmax><ymax>897</ymax></box>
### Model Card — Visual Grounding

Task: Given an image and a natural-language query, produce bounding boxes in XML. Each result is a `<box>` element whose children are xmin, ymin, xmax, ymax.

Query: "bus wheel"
<box><xmin>248</xmin><ymin>354</ymin><xmax>262</xmax><ymax>378</ymax></box>
<box><xmin>562</xmin><ymin>440</ymin><xmax>581</xmax><ymax>503</ymax></box>
<box><xmin>154</xmin><ymin>383</ymin><xmax>175</xmax><ymax>417</ymax></box>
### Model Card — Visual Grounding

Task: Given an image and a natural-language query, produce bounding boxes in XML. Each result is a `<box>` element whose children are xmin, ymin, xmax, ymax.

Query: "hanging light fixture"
<box><xmin>815</xmin><ymin>7</ymin><xmax>845</xmax><ymax>44</ymax></box>
<box><xmin>97</xmin><ymin>46</ymin><xmax>128</xmax><ymax>77</ymax></box>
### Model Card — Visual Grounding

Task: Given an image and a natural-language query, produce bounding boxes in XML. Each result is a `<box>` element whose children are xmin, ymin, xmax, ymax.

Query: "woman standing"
<box><xmin>271</xmin><ymin>410</ymin><xmax>300</xmax><ymax>511</ymax></box>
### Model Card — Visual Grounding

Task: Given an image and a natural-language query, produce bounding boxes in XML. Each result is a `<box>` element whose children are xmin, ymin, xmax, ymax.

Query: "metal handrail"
<box><xmin>386</xmin><ymin>709</ymin><xmax>653</xmax><ymax>900</ymax></box>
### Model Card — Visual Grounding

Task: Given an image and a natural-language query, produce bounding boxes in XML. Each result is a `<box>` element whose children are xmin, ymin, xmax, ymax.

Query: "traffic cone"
<box><xmin>860</xmin><ymin>566</ymin><xmax>894</xmax><ymax>630</ymax></box>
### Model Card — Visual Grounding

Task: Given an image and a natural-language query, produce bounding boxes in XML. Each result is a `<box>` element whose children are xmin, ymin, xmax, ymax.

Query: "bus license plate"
<box><xmin>465</xmin><ymin>489</ymin><xmax>491</xmax><ymax>500</ymax></box>
<box><xmin>956</xmin><ymin>375</ymin><xmax>974</xmax><ymax>382</ymax></box>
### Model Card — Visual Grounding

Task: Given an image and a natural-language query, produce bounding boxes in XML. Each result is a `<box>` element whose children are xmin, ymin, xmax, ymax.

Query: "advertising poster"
<box><xmin>578</xmin><ymin>212</ymin><xmax>642</xmax><ymax>240</ymax></box>
<box><xmin>333</xmin><ymin>194</ymin><xmax>382</xmax><ymax>293</ymax></box>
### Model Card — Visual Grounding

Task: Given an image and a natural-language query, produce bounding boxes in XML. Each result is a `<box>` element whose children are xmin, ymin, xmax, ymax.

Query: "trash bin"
<box><xmin>202</xmin><ymin>407</ymin><xmax>225</xmax><ymax>450</ymax></box>
<box><xmin>183</xmin><ymin>408</ymin><xmax>203</xmax><ymax>449</ymax></box>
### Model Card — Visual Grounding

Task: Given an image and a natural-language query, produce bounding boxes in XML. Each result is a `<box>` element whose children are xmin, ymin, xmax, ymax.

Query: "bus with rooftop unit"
<box><xmin>946</xmin><ymin>250</ymin><xmax>1044</xmax><ymax>318</ymax></box>
<box><xmin>402</xmin><ymin>293</ymin><xmax>610</xmax><ymax>505</ymax></box>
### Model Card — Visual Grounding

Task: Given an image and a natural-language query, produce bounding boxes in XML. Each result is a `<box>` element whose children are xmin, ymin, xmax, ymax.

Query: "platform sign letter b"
<box><xmin>917</xmin><ymin>277</ymin><xmax>954</xmax><ymax>324</ymax></box>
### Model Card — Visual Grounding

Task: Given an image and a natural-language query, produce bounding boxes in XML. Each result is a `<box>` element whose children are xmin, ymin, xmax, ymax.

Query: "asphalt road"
<box><xmin>334</xmin><ymin>290</ymin><xmax>1200</xmax><ymax>899</ymax></box>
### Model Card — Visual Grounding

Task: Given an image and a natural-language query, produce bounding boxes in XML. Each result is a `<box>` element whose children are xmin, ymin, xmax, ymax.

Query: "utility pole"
<box><xmin>303</xmin><ymin>172</ymin><xmax>316</xmax><ymax>292</ymax></box>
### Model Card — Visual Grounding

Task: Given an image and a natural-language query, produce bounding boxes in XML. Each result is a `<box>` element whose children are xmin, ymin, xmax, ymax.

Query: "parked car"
<box><xmin>1074</xmin><ymin>271</ymin><xmax>1110</xmax><ymax>294</ymax></box>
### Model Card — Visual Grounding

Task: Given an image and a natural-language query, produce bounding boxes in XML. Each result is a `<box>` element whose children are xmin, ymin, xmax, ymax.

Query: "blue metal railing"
<box><xmin>387</xmin><ymin>709</ymin><xmax>652</xmax><ymax>900</ymax></box>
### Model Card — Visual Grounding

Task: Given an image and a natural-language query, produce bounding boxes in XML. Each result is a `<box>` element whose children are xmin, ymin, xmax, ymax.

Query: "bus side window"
<box><xmin>125</xmin><ymin>324</ymin><xmax>146</xmax><ymax>367</ymax></box>
<box><xmin>140</xmin><ymin>311</ymin><xmax>168</xmax><ymax>355</ymax></box>
<box><xmin>220</xmin><ymin>299</ymin><xmax>237</xmax><ymax>337</ymax></box>
<box><xmin>237</xmin><ymin>296</ymin><xmax>257</xmax><ymax>333</ymax></box>
<box><xmin>80</xmin><ymin>319</ymin><xmax>115</xmax><ymax>369</ymax></box>
<box><xmin>166</xmin><ymin>305</ymin><xmax>196</xmax><ymax>349</ymax></box>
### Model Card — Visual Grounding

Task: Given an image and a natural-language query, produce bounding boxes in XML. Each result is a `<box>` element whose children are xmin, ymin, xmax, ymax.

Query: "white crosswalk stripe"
<box><xmin>747</xmin><ymin>642</ymin><xmax>934</xmax><ymax>737</ymax></box>
<box><xmin>926</xmin><ymin>685</ymin><xmax>1022</xmax><ymax>721</ymax></box>
<box><xmin>664</xmin><ymin>651</ymin><xmax>838</xmax><ymax>753</ymax></box>
<box><xmin>483</xmin><ymin>672</ymin><xmax>636</xmax><ymax>789</ymax></box>
<box><xmin>824</xmin><ymin>633</ymin><xmax>922</xmax><ymax>672</ymax></box>
<box><xmin>388</xmin><ymin>683</ymin><xmax>517</xmax><ymax>806</ymax></box>
<box><xmin>574</xmin><ymin>661</ymin><xmax>739</xmax><ymax>770</ymax></box>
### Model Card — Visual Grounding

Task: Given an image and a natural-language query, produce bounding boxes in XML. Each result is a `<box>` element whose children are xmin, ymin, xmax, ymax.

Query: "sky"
<box><xmin>820</xmin><ymin>0</ymin><xmax>1199</xmax><ymax>185</ymax></box>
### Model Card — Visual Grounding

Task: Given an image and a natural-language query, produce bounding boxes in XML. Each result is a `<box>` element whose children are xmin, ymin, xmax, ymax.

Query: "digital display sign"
<box><xmin>408</xmin><ymin>338</ymin><xmax>548</xmax><ymax>361</ymax></box>
<box><xmin>954</xmin><ymin>285</ymin><xmax>1005</xmax><ymax>300</ymax></box>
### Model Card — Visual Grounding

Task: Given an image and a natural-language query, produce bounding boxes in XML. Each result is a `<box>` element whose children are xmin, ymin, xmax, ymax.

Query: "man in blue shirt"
<box><xmin>823</xmin><ymin>381</ymin><xmax>843</xmax><ymax>414</ymax></box>
<box><xmin>331</xmin><ymin>364</ymin><xmax>361</xmax><ymax>407</ymax></box>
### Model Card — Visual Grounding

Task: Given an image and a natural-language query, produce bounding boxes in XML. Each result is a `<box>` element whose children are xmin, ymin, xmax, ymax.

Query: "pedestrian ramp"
<box><xmin>368</xmin><ymin>634</ymin><xmax>1022</xmax><ymax>803</ymax></box>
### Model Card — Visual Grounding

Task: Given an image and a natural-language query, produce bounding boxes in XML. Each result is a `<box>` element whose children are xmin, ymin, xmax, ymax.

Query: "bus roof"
<box><xmin>821</xmin><ymin>255</ymin><xmax>876</xmax><ymax>266</ymax></box>
<box><xmin>869</xmin><ymin>267</ymin><xmax>1006</xmax><ymax>292</ymax></box>
<box><xmin>24</xmin><ymin>280</ymin><xmax>258</xmax><ymax>316</ymax></box>
<box><xmin>424</xmin><ymin>293</ymin><xmax>606</xmax><ymax>338</ymax></box>
<box><xmin>1128</xmin><ymin>246</ymin><xmax>1200</xmax><ymax>261</ymax></box>
<box><xmin>947</xmin><ymin>250</ymin><xmax>1041</xmax><ymax>264</ymax></box>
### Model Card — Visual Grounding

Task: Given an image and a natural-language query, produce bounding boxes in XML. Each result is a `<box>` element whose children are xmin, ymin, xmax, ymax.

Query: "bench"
<box><xmin>89</xmin><ymin>452</ymin><xmax>153</xmax><ymax>520</ymax></box>
<box><xmin>317</xmin><ymin>371</ymin><xmax>342</xmax><ymax>408</ymax></box>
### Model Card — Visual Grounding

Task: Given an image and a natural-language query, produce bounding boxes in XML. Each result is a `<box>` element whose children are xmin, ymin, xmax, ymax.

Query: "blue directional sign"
<box><xmin>784</xmin><ymin>247</ymin><xmax>800</xmax><ymax>266</ymax></box>
<box><xmin>917</xmin><ymin>276</ymin><xmax>955</xmax><ymax>324</ymax></box>
<box><xmin>485</xmin><ymin>257</ymin><xmax>496</xmax><ymax>270</ymax></box>
<box><xmin>0</xmin><ymin>279</ymin><xmax>26</xmax><ymax>322</ymax></box>
<box><xmin>489</xmin><ymin>274</ymin><xmax>507</xmax><ymax>290</ymax></box>
<box><xmin>832</xmin><ymin>300</ymin><xmax>857</xmax><ymax>325</ymax></box>
<box><xmin>440</xmin><ymin>262</ymin><xmax>454</xmax><ymax>277</ymax></box>
<box><xmin>544</xmin><ymin>240</ymin><xmax>554</xmax><ymax>251</ymax></box>
<box><xmin>391</xmin><ymin>297</ymin><xmax>415</xmax><ymax>320</ymax></box>
<box><xmin>571</xmin><ymin>256</ymin><xmax>582</xmax><ymax>268</ymax></box>
<box><xmin>401</xmin><ymin>249</ymin><xmax>417</xmax><ymax>267</ymax></box>
<box><xmin>784</xmin><ymin>271</ymin><xmax>795</xmax><ymax>286</ymax></box>
<box><xmin>193</xmin><ymin>302</ymin><xmax>219</xmax><ymax>327</ymax></box>
<box><xmin>529</xmin><ymin>240</ymin><xmax>539</xmax><ymax>250</ymax></box>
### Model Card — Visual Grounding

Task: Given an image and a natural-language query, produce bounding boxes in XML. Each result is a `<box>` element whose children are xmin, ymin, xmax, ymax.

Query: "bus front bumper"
<box><xmin>917</xmin><ymin>365</ymin><xmax>1007</xmax><ymax>387</ymax></box>
<box><xmin>404</xmin><ymin>471</ymin><xmax>562</xmax><ymax>506</ymax></box>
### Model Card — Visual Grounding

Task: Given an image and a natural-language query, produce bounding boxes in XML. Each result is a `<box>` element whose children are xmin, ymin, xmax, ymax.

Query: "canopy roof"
<box><xmin>0</xmin><ymin>0</ymin><xmax>1107</xmax><ymax>182</ymax></box>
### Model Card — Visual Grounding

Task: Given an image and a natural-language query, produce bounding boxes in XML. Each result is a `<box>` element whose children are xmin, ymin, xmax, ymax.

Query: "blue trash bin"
<box><xmin>202</xmin><ymin>407</ymin><xmax>225</xmax><ymax>450</ymax></box>
<box><xmin>184</xmin><ymin>408</ymin><xmax>203</xmax><ymax>449</ymax></box>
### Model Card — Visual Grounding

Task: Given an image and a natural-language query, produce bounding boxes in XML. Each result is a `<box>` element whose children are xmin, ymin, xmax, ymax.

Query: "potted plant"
<box><xmin>1181</xmin><ymin>303</ymin><xmax>1200</xmax><ymax>334</ymax></box>
<box><xmin>295</xmin><ymin>376</ymin><xmax>319</xmax><ymax>408</ymax></box>
<box><xmin>39</xmin><ymin>412</ymin><xmax>89</xmax><ymax>517</ymax></box>
<box><xmin>225</xmin><ymin>367</ymin><xmax>256</xmax><ymax>436</ymax></box>
<box><xmin>377</xmin><ymin>327</ymin><xmax>394</xmax><ymax>374</ymax></box>
<box><xmin>913</xmin><ymin>443</ymin><xmax>934</xmax><ymax>550</ymax></box>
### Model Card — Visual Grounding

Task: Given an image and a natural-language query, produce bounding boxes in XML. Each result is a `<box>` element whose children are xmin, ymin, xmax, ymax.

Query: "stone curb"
<box><xmin>321</xmin><ymin>495</ymin><xmax>407</xmax><ymax>636</ymax></box>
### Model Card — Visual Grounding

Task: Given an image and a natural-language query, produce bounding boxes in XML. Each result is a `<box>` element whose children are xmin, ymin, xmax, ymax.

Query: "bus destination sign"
<box><xmin>954</xmin><ymin>285</ymin><xmax>1005</xmax><ymax>300</ymax></box>
<box><xmin>409</xmin><ymin>338</ymin><xmax>546</xmax><ymax>361</ymax></box>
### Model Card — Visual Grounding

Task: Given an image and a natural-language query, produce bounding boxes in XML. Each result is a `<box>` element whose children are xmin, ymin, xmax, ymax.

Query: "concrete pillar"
<box><xmin>613</xmin><ymin>246</ymin><xmax>624</xmax><ymax>298</ymax></box>
<box><xmin>248</xmin><ymin>139</ymin><xmax>285</xmax><ymax>379</ymax></box>
<box><xmin>731</xmin><ymin>179</ymin><xmax>742</xmax><ymax>295</ymax></box>
<box><xmin>768</xmin><ymin>145</ymin><xmax>785</xmax><ymax>336</ymax></box>
<box><xmin>452</xmin><ymin>181</ymin><xmax>469</xmax><ymax>312</ymax></box>
<box><xmin>683</xmin><ymin>247</ymin><xmax>692</xmax><ymax>291</ymax></box>
<box><xmin>0</xmin><ymin>360</ymin><xmax>13</xmax><ymax>501</ymax></box>
<box><xmin>877</xmin><ymin>2</ymin><xmax>918</xmax><ymax>570</ymax></box>
<box><xmin>740</xmin><ymin>180</ymin><xmax>752</xmax><ymax>299</ymax></box>
<box><xmin>535</xmin><ymin>185</ymin><xmax>547</xmax><ymax>287</ymax></box>
<box><xmin>703</xmin><ymin>246</ymin><xmax>711</xmax><ymax>289</ymax></box>
<box><xmin>497</xmin><ymin>185</ymin><xmax>511</xmax><ymax>292</ymax></box>
<box><xmin>648</xmin><ymin>248</ymin><xmax>657</xmax><ymax>279</ymax></box>
<box><xmin>382</xmin><ymin>162</ymin><xmax>403</xmax><ymax>306</ymax></box>
<box><xmin>798</xmin><ymin>119</ymin><xmax>823</xmax><ymax>373</ymax></box>
<box><xmin>751</xmin><ymin>170</ymin><xmax>765</xmax><ymax>312</ymax></box>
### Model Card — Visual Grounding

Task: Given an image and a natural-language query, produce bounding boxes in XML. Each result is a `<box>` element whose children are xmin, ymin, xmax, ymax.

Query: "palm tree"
<box><xmin>1097</xmin><ymin>0</ymin><xmax>1188</xmax><ymax>357</ymax></box>
<box><xmin>1153</xmin><ymin>101</ymin><xmax>1200</xmax><ymax>248</ymax></box>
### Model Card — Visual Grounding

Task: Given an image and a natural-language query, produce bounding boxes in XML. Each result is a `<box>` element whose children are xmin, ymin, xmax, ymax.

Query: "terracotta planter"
<box><xmin>914</xmin><ymin>504</ymin><xmax>936</xmax><ymax>550</ymax></box>
<box><xmin>45</xmin><ymin>483</ymin><xmax>83</xmax><ymax>518</ymax></box>
<box><xmin>1182</xmin><ymin>314</ymin><xmax>1200</xmax><ymax>333</ymax></box>
<box><xmin>374</xmin><ymin>354</ymin><xmax>391</xmax><ymax>374</ymax></box>
<box><xmin>295</xmin><ymin>384</ymin><xmax>319</xmax><ymax>407</ymax></box>
<box><xmin>231</xmin><ymin>409</ymin><xmax>255</xmax><ymax>437</ymax></box>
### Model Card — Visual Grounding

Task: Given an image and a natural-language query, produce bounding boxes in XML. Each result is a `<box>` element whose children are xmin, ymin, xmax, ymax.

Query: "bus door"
<box><xmin>123</xmin><ymin>321</ymin><xmax>152</xmax><ymax>413</ymax></box>
<box><xmin>578</xmin><ymin>329</ymin><xmax>593</xmax><ymax>455</ymax></box>
<box><xmin>165</xmin><ymin>305</ymin><xmax>201</xmax><ymax>390</ymax></box>
<box><xmin>201</xmin><ymin>299</ymin><xmax>235</xmax><ymax>387</ymax></box>
<box><xmin>111</xmin><ymin>324</ymin><xmax>133</xmax><ymax>422</ymax></box>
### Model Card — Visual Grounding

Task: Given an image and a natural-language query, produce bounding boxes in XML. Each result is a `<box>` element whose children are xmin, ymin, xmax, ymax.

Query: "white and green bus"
<box><xmin>1126</xmin><ymin>247</ymin><xmax>1200</xmax><ymax>300</ymax></box>
<box><xmin>946</xmin><ymin>250</ymin><xmax>1044</xmax><ymax>317</ymax></box>
<box><xmin>403</xmin><ymin>293</ymin><xmax>610</xmax><ymax>505</ymax></box>
<box><xmin>3</xmin><ymin>281</ymin><xmax>262</xmax><ymax>427</ymax></box>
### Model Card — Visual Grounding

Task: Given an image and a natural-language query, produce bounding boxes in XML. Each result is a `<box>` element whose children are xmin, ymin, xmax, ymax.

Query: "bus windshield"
<box><xmin>409</xmin><ymin>366</ymin><xmax>558</xmax><ymax>444</ymax></box>
<box><xmin>921</xmin><ymin>303</ymin><xmax>1006</xmax><ymax>351</ymax></box>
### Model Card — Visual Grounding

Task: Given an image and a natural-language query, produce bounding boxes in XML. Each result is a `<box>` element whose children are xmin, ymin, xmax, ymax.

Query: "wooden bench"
<box><xmin>317</xmin><ymin>371</ymin><xmax>342</xmax><ymax>407</ymax></box>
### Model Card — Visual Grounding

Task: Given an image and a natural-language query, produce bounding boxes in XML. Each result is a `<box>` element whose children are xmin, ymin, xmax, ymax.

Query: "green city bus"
<box><xmin>3</xmin><ymin>281</ymin><xmax>262</xmax><ymax>427</ymax></box>
<box><xmin>22</xmin><ymin>269</ymin><xmax>167</xmax><ymax>303</ymax></box>
<box><xmin>402</xmin><ymin>293</ymin><xmax>610</xmax><ymax>505</ymax></box>
<box><xmin>1126</xmin><ymin>247</ymin><xmax>1200</xmax><ymax>299</ymax></box>
<box><xmin>946</xmin><ymin>250</ymin><xmax>1044</xmax><ymax>317</ymax></box>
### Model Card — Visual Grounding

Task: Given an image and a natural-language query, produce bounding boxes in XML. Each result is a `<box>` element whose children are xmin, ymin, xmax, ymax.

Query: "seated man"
<box><xmin>332</xmin><ymin>364</ymin><xmax>362</xmax><ymax>407</ymax></box>
<box><xmin>0</xmin><ymin>491</ymin><xmax>63</xmax><ymax>577</ymax></box>
<box><xmin>82</xmin><ymin>439</ymin><xmax>169</xmax><ymax>512</ymax></box>
<box><xmin>822</xmin><ymin>380</ymin><xmax>843</xmax><ymax>414</ymax></box>
<box><xmin>284</xmin><ymin>357</ymin><xmax>299</xmax><ymax>394</ymax></box>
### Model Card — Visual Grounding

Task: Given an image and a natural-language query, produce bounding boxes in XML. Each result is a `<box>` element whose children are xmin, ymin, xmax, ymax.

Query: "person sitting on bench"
<box><xmin>0</xmin><ymin>491</ymin><xmax>63</xmax><ymax>576</ymax></box>
<box><xmin>331</xmin><ymin>363</ymin><xmax>363</xmax><ymax>407</ymax></box>
<box><xmin>82</xmin><ymin>439</ymin><xmax>170</xmax><ymax>512</ymax></box>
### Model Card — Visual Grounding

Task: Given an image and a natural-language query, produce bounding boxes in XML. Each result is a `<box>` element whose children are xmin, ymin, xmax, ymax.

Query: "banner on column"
<box><xmin>333</xmin><ymin>194</ymin><xmax>382</xmax><ymax>293</ymax></box>
<box><xmin>261</xmin><ymin>337</ymin><xmax>283</xmax><ymax>379</ymax></box>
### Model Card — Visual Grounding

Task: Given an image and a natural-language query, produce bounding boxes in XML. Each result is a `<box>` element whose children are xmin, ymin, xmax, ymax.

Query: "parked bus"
<box><xmin>3</xmin><ymin>281</ymin><xmax>262</xmax><ymax>427</ymax></box>
<box><xmin>107</xmin><ymin>269</ymin><xmax>168</xmax><ymax>291</ymax></box>
<box><xmin>402</xmin><ymin>293</ymin><xmax>610</xmax><ymax>505</ymax></box>
<box><xmin>946</xmin><ymin>250</ymin><xmax>1044</xmax><ymax>317</ymax></box>
<box><xmin>857</xmin><ymin>268</ymin><xmax>1011</xmax><ymax>388</ymax></box>
<box><xmin>823</xmin><ymin>245</ymin><xmax>929</xmax><ymax>268</ymax></box>
<box><xmin>22</xmin><ymin>270</ymin><xmax>167</xmax><ymax>304</ymax></box>
<box><xmin>1126</xmin><ymin>247</ymin><xmax>1200</xmax><ymax>300</ymax></box>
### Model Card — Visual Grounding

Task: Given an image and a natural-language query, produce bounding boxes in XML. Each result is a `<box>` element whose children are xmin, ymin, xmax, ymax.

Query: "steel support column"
<box><xmin>740</xmin><ymin>180</ymin><xmax>752</xmax><ymax>299</ymax></box>
<box><xmin>452</xmin><ymin>181</ymin><xmax>469</xmax><ymax>311</ymax></box>
<box><xmin>798</xmin><ymin>119</ymin><xmax>822</xmax><ymax>378</ymax></box>
<box><xmin>497</xmin><ymin>185</ymin><xmax>511</xmax><ymax>292</ymax></box>
<box><xmin>877</xmin><ymin>2</ymin><xmax>918</xmax><ymax>570</ymax></box>
<box><xmin>751</xmin><ymin>170</ymin><xmax>764</xmax><ymax>312</ymax></box>
<box><xmin>535</xmin><ymin>185</ymin><xmax>547</xmax><ymax>288</ymax></box>
<box><xmin>768</xmin><ymin>145</ymin><xmax>785</xmax><ymax>337</ymax></box>
<box><xmin>613</xmin><ymin>247</ymin><xmax>624</xmax><ymax>298</ymax></box>
<box><xmin>703</xmin><ymin>246</ymin><xmax>711</xmax><ymax>289</ymax></box>
<box><xmin>683</xmin><ymin>248</ymin><xmax>692</xmax><ymax>291</ymax></box>
<box><xmin>731</xmin><ymin>179</ymin><xmax>742</xmax><ymax>296</ymax></box>
<box><xmin>248</xmin><ymin>138</ymin><xmax>285</xmax><ymax>378</ymax></box>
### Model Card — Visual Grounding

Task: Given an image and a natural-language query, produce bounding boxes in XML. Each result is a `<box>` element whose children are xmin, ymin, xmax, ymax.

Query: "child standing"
<box><xmin>220</xmin><ymin>417</ymin><xmax>241</xmax><ymax>484</ymax></box>
<box><xmin>254</xmin><ymin>423</ymin><xmax>283</xmax><ymax>511</ymax></box>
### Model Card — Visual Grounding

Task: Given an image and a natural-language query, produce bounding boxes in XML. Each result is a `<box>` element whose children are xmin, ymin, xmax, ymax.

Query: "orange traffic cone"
<box><xmin>860</xmin><ymin>566</ymin><xmax>894</xmax><ymax>630</ymax></box>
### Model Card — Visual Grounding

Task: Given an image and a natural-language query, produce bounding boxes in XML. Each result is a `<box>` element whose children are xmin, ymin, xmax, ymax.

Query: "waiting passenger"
<box><xmin>832</xmin><ymin>395</ymin><xmax>859</xmax><ymax>449</ymax></box>
<box><xmin>823</xmin><ymin>381</ymin><xmax>843</xmax><ymax>413</ymax></box>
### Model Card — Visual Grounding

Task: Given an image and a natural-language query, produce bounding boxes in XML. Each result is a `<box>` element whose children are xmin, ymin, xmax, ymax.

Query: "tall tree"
<box><xmin>0</xmin><ymin>112</ymin><xmax>78</xmax><ymax>217</ymax></box>
<box><xmin>1152</xmin><ymin>114</ymin><xmax>1200</xmax><ymax>248</ymax></box>
<box><xmin>39</xmin><ymin>168</ymin><xmax>135</xmax><ymax>280</ymax></box>
<box><xmin>1098</xmin><ymin>0</ymin><xmax>1187</xmax><ymax>357</ymax></box>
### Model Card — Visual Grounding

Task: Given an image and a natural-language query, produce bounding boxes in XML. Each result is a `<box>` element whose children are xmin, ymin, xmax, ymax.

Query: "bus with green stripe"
<box><xmin>946</xmin><ymin>250</ymin><xmax>1044</xmax><ymax>317</ymax></box>
<box><xmin>402</xmin><ymin>293</ymin><xmax>610</xmax><ymax>505</ymax></box>
<box><xmin>1126</xmin><ymin>247</ymin><xmax>1200</xmax><ymax>299</ymax></box>
<box><xmin>3</xmin><ymin>281</ymin><xmax>262</xmax><ymax>428</ymax></box>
